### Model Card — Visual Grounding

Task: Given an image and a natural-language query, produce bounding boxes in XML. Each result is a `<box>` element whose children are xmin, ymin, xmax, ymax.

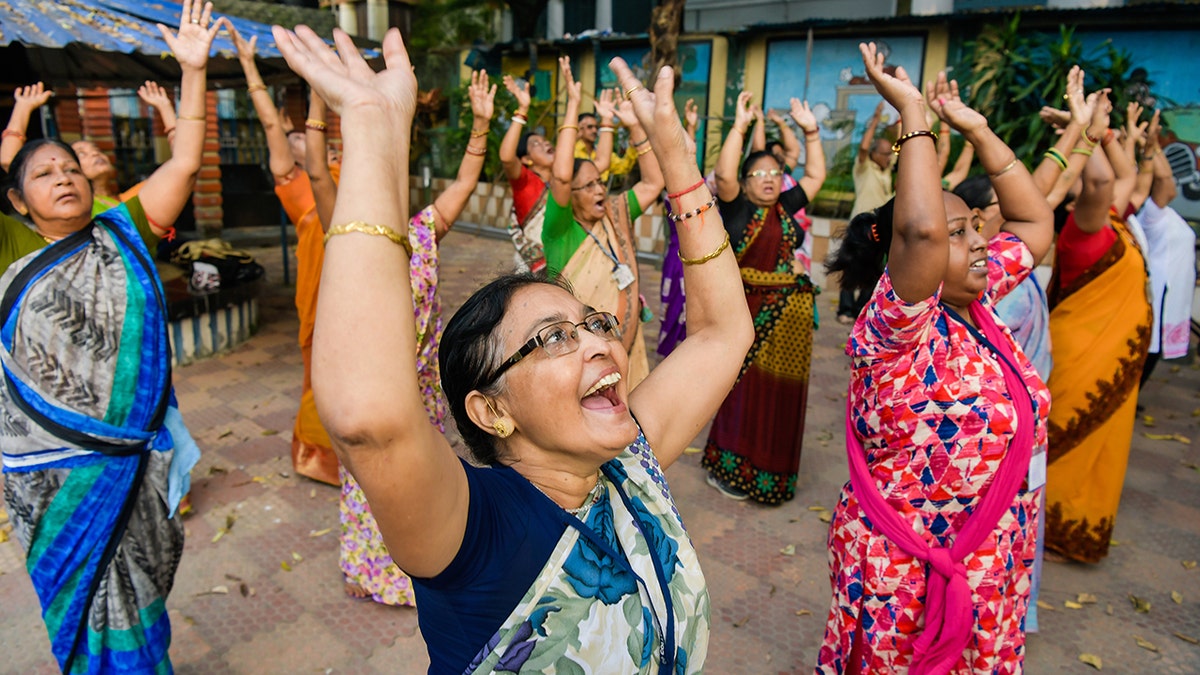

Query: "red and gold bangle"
<box><xmin>891</xmin><ymin>129</ymin><xmax>937</xmax><ymax>154</ymax></box>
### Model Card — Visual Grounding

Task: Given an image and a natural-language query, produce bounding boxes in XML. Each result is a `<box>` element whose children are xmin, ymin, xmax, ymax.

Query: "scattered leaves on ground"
<box><xmin>1106</xmin><ymin>603</ymin><xmax>1114</xmax><ymax>616</ymax></box>
<box><xmin>1183</xmin><ymin>560</ymin><xmax>1198</xmax><ymax>570</ymax></box>
<box><xmin>309</xmin><ymin>489</ymin><xmax>317</xmax><ymax>499</ymax></box>
<box><xmin>780</xmin><ymin>544</ymin><xmax>796</xmax><ymax>556</ymax></box>
<box><xmin>732</xmin><ymin>616</ymin><xmax>751</xmax><ymax>628</ymax></box>
<box><xmin>1142</xmin><ymin>415</ymin><xmax>1155</xmax><ymax>427</ymax></box>
<box><xmin>0</xmin><ymin>527</ymin><xmax>8</xmax><ymax>544</ymax></box>
<box><xmin>280</xmin><ymin>561</ymin><xmax>292</xmax><ymax>571</ymax></box>
<box><xmin>1110</xmin><ymin>539</ymin><xmax>1121</xmax><ymax>546</ymax></box>
<box><xmin>1078</xmin><ymin>653</ymin><xmax>1102</xmax><ymax>669</ymax></box>
<box><xmin>1171</xmin><ymin>591</ymin><xmax>1183</xmax><ymax>604</ymax></box>
<box><xmin>1037</xmin><ymin>600</ymin><xmax>1055</xmax><ymax>612</ymax></box>
<box><xmin>1133</xmin><ymin>636</ymin><xmax>1159</xmax><ymax>652</ymax></box>
<box><xmin>808</xmin><ymin>506</ymin><xmax>828</xmax><ymax>512</ymax></box>
<box><xmin>1077</xmin><ymin>593</ymin><xmax>1098</xmax><ymax>604</ymax></box>
<box><xmin>217</xmin><ymin>429</ymin><xmax>233</xmax><ymax>439</ymax></box>
<box><xmin>818</xmin><ymin>512</ymin><xmax>833</xmax><ymax>523</ymax></box>
<box><xmin>1129</xmin><ymin>594</ymin><xmax>1152</xmax><ymax>613</ymax></box>
<box><xmin>795</xmin><ymin>609</ymin><xmax>812</xmax><ymax>617</ymax></box>
<box><xmin>194</xmin><ymin>585</ymin><xmax>229</xmax><ymax>597</ymax></box>
<box><xmin>1064</xmin><ymin>600</ymin><xmax>1084</xmax><ymax>609</ymax></box>
<box><xmin>239</xmin><ymin>582</ymin><xmax>253</xmax><ymax>597</ymax></box>
<box><xmin>309</xmin><ymin>528</ymin><xmax>332</xmax><ymax>538</ymax></box>
<box><xmin>207</xmin><ymin>466</ymin><xmax>227</xmax><ymax>475</ymax></box>
<box><xmin>261</xmin><ymin>429</ymin><xmax>278</xmax><ymax>436</ymax></box>
<box><xmin>1175</xmin><ymin>633</ymin><xmax>1200</xmax><ymax>645</ymax></box>
<box><xmin>225</xmin><ymin>573</ymin><xmax>242</xmax><ymax>582</ymax></box>
<box><xmin>1142</xmin><ymin>432</ymin><xmax>1191</xmax><ymax>444</ymax></box>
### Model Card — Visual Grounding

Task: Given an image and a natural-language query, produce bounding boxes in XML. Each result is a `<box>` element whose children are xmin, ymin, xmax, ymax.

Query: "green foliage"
<box><xmin>437</xmin><ymin>74</ymin><xmax>558</xmax><ymax>180</ymax></box>
<box><xmin>410</xmin><ymin>0</ymin><xmax>501</xmax><ymax>84</ymax></box>
<box><xmin>953</xmin><ymin>14</ymin><xmax>1154</xmax><ymax>163</ymax></box>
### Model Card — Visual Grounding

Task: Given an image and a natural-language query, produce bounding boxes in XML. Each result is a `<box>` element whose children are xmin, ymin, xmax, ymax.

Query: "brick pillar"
<box><xmin>54</xmin><ymin>86</ymin><xmax>83</xmax><ymax>142</ymax></box>
<box><xmin>78</xmin><ymin>87</ymin><xmax>119</xmax><ymax>196</ymax></box>
<box><xmin>192</xmin><ymin>90</ymin><xmax>223</xmax><ymax>235</ymax></box>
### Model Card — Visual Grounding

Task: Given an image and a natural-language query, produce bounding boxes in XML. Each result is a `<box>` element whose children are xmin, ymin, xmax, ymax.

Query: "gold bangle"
<box><xmin>679</xmin><ymin>231</ymin><xmax>730</xmax><ymax>265</ymax></box>
<box><xmin>636</xmin><ymin>145</ymin><xmax>652</xmax><ymax>157</ymax></box>
<box><xmin>558</xmin><ymin>124</ymin><xmax>579</xmax><ymax>132</ymax></box>
<box><xmin>177</xmin><ymin>114</ymin><xmax>205</xmax><ymax>122</ymax></box>
<box><xmin>305</xmin><ymin>119</ymin><xmax>327</xmax><ymax>131</ymax></box>
<box><xmin>891</xmin><ymin>129</ymin><xmax>937</xmax><ymax>154</ymax></box>
<box><xmin>247</xmin><ymin>83</ymin><xmax>267</xmax><ymax>94</ymax></box>
<box><xmin>989</xmin><ymin>158</ymin><xmax>1020</xmax><ymax>178</ymax></box>
<box><xmin>470</xmin><ymin>128</ymin><xmax>489</xmax><ymax>138</ymax></box>
<box><xmin>1071</xmin><ymin>147</ymin><xmax>1093</xmax><ymax>157</ymax></box>
<box><xmin>324</xmin><ymin>221</ymin><xmax>413</xmax><ymax>255</ymax></box>
<box><xmin>1081</xmin><ymin>126</ymin><xmax>1101</xmax><ymax>147</ymax></box>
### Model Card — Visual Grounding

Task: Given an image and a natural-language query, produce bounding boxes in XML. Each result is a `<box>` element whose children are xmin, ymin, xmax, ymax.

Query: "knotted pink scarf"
<box><xmin>844</xmin><ymin>301</ymin><xmax>1035</xmax><ymax>675</ymax></box>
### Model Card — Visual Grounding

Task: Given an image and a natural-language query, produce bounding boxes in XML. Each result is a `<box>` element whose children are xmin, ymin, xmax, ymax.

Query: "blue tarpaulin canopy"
<box><xmin>0</xmin><ymin>0</ymin><xmax>370</xmax><ymax>86</ymax></box>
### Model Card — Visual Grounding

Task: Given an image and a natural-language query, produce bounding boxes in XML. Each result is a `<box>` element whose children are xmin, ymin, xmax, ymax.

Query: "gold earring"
<box><xmin>493</xmin><ymin>418</ymin><xmax>512</xmax><ymax>438</ymax></box>
<box><xmin>486</xmin><ymin>399</ymin><xmax>512</xmax><ymax>438</ymax></box>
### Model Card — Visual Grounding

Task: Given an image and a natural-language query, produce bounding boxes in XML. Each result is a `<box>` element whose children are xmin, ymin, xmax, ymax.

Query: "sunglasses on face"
<box><xmin>486</xmin><ymin>312</ymin><xmax>622</xmax><ymax>383</ymax></box>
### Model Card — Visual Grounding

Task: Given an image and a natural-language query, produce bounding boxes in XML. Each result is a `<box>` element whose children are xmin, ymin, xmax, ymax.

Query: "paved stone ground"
<box><xmin>1</xmin><ymin>227</ymin><xmax>1197</xmax><ymax>674</ymax></box>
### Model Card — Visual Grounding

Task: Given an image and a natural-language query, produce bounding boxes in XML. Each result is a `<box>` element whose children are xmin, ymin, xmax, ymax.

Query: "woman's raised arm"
<box><xmin>790</xmin><ymin>98</ymin><xmax>826</xmax><ymax>198</ymax></box>
<box><xmin>1</xmin><ymin>83</ymin><xmax>53</xmax><ymax>171</ymax></box>
<box><xmin>282</xmin><ymin>25</ymin><xmax>467</xmax><ymax>578</ymax></box>
<box><xmin>714</xmin><ymin>91</ymin><xmax>753</xmax><ymax>202</ymax></box>
<box><xmin>860</xmin><ymin>42</ymin><xmax>946</xmax><ymax>304</ymax></box>
<box><xmin>430</xmin><ymin>70</ymin><xmax>495</xmax><ymax>239</ymax></box>
<box><xmin>228</xmin><ymin>23</ymin><xmax>296</xmax><ymax>179</ymax></box>
<box><xmin>138</xmin><ymin>0</ymin><xmax>220</xmax><ymax>232</ymax></box>
<box><xmin>615</xmin><ymin>61</ymin><xmax>753</xmax><ymax>469</ymax></box>
<box><xmin>549</xmin><ymin>56</ymin><xmax>581</xmax><ymax>208</ymax></box>
<box><xmin>498</xmin><ymin>75</ymin><xmax>531</xmax><ymax>182</ymax></box>
<box><xmin>304</xmin><ymin>92</ymin><xmax>336</xmax><ymax>231</ymax></box>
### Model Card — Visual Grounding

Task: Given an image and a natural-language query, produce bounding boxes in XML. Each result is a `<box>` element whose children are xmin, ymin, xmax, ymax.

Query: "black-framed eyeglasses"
<box><xmin>571</xmin><ymin>179</ymin><xmax>606</xmax><ymax>192</ymax></box>
<box><xmin>486</xmin><ymin>312</ymin><xmax>622</xmax><ymax>383</ymax></box>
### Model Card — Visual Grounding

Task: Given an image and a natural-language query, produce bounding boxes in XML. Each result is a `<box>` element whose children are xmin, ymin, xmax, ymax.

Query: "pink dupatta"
<box><xmin>844</xmin><ymin>301</ymin><xmax>1035</xmax><ymax>675</ymax></box>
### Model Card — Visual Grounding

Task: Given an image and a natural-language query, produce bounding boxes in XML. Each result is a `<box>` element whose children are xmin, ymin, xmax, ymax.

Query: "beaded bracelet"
<box><xmin>1043</xmin><ymin>147</ymin><xmax>1068</xmax><ymax>170</ymax></box>
<box><xmin>669</xmin><ymin>196</ymin><xmax>717</xmax><ymax>223</ymax></box>
<box><xmin>465</xmin><ymin>144</ymin><xmax>487</xmax><ymax>156</ymax></box>
<box><xmin>679</xmin><ymin>231</ymin><xmax>730</xmax><ymax>265</ymax></box>
<box><xmin>324</xmin><ymin>221</ymin><xmax>413</xmax><ymax>255</ymax></box>
<box><xmin>891</xmin><ymin>129</ymin><xmax>937</xmax><ymax>154</ymax></box>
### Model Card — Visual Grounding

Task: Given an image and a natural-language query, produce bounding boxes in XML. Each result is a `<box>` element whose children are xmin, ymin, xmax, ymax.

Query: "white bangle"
<box><xmin>599</xmin><ymin>127</ymin><xmax>614</xmax><ymax>133</ymax></box>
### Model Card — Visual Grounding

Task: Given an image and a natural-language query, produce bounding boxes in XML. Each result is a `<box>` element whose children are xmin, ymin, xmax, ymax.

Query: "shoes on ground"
<box><xmin>706</xmin><ymin>474</ymin><xmax>750</xmax><ymax>501</ymax></box>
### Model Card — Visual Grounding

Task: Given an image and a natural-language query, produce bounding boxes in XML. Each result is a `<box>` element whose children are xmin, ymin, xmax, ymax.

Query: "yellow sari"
<box><xmin>1044</xmin><ymin>213</ymin><xmax>1151</xmax><ymax>563</ymax></box>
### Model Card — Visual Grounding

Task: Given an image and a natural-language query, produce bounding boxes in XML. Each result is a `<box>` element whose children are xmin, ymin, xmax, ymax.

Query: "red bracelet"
<box><xmin>667</xmin><ymin>178</ymin><xmax>706</xmax><ymax>201</ymax></box>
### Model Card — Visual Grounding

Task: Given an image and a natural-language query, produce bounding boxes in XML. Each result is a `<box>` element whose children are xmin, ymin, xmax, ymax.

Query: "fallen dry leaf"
<box><xmin>217</xmin><ymin>429</ymin><xmax>233</xmax><ymax>439</ymax></box>
<box><xmin>309</xmin><ymin>489</ymin><xmax>317</xmax><ymax>499</ymax></box>
<box><xmin>1175</xmin><ymin>633</ymin><xmax>1200</xmax><ymax>645</ymax></box>
<box><xmin>1064</xmin><ymin>600</ymin><xmax>1084</xmax><ymax>609</ymax></box>
<box><xmin>0</xmin><ymin>507</ymin><xmax>9</xmax><ymax>524</ymax></box>
<box><xmin>211</xmin><ymin>529</ymin><xmax>226</xmax><ymax>544</ymax></box>
<box><xmin>1142</xmin><ymin>414</ymin><xmax>1155</xmax><ymax>427</ymax></box>
<box><xmin>1142</xmin><ymin>432</ymin><xmax>1192</xmax><ymax>444</ymax></box>
<box><xmin>280</xmin><ymin>561</ymin><xmax>292</xmax><ymax>572</ymax></box>
<box><xmin>1183</xmin><ymin>560</ymin><xmax>1198</xmax><ymax>570</ymax></box>
<box><xmin>683</xmin><ymin>446</ymin><xmax>702</xmax><ymax>455</ymax></box>
<box><xmin>808</xmin><ymin>505</ymin><xmax>828</xmax><ymax>512</ymax></box>
<box><xmin>1133</xmin><ymin>636</ymin><xmax>1158</xmax><ymax>652</ymax></box>
<box><xmin>1171</xmin><ymin>591</ymin><xmax>1183</xmax><ymax>604</ymax></box>
<box><xmin>251</xmin><ymin>476</ymin><xmax>267</xmax><ymax>484</ymax></box>
<box><xmin>208</xmin><ymin>466</ymin><xmax>227</xmax><ymax>475</ymax></box>
<box><xmin>211</xmin><ymin>585</ymin><xmax>229</xmax><ymax>594</ymax></box>
<box><xmin>1077</xmin><ymin>593</ymin><xmax>1098</xmax><ymax>604</ymax></box>
<box><xmin>261</xmin><ymin>429</ymin><xmax>279</xmax><ymax>436</ymax></box>
<box><xmin>1109</xmin><ymin>539</ymin><xmax>1121</xmax><ymax>546</ymax></box>
<box><xmin>818</xmin><ymin>512</ymin><xmax>833</xmax><ymax>523</ymax></box>
<box><xmin>1129</xmin><ymin>594</ymin><xmax>1152</xmax><ymax>613</ymax></box>
<box><xmin>780</xmin><ymin>544</ymin><xmax>796</xmax><ymax>556</ymax></box>
<box><xmin>732</xmin><ymin>615</ymin><xmax>751</xmax><ymax>628</ymax></box>
<box><xmin>239</xmin><ymin>582</ymin><xmax>251</xmax><ymax>597</ymax></box>
<box><xmin>1106</xmin><ymin>603</ymin><xmax>1114</xmax><ymax>616</ymax></box>
<box><xmin>1192</xmin><ymin>407</ymin><xmax>1200</xmax><ymax>417</ymax></box>
<box><xmin>1078</xmin><ymin>653</ymin><xmax>1102</xmax><ymax>669</ymax></box>
<box><xmin>0</xmin><ymin>527</ymin><xmax>8</xmax><ymax>544</ymax></box>
<box><xmin>309</xmin><ymin>528</ymin><xmax>333</xmax><ymax>538</ymax></box>
<box><xmin>1037</xmin><ymin>600</ymin><xmax>1055</xmax><ymax>612</ymax></box>
<box><xmin>291</xmin><ymin>552</ymin><xmax>303</xmax><ymax>562</ymax></box>
<box><xmin>278</xmin><ymin>471</ymin><xmax>291</xmax><ymax>479</ymax></box>
<box><xmin>795</xmin><ymin>609</ymin><xmax>812</xmax><ymax>617</ymax></box>
<box><xmin>224</xmin><ymin>573</ymin><xmax>242</xmax><ymax>582</ymax></box>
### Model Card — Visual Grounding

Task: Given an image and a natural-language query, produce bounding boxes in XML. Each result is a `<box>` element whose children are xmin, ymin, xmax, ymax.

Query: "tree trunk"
<box><xmin>648</xmin><ymin>0</ymin><xmax>686</xmax><ymax>87</ymax></box>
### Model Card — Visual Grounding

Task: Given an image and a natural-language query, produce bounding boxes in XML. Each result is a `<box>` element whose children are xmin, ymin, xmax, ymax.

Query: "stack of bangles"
<box><xmin>306</xmin><ymin>118</ymin><xmax>327</xmax><ymax>132</ymax></box>
<box><xmin>1043</xmin><ymin>147</ymin><xmax>1068</xmax><ymax>169</ymax></box>
<box><xmin>667</xmin><ymin>179</ymin><xmax>716</xmax><ymax>224</ymax></box>
<box><xmin>512</xmin><ymin>113</ymin><xmax>528</xmax><ymax>126</ymax></box>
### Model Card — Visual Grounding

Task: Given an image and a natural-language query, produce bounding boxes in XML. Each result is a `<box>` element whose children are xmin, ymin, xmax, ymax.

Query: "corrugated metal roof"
<box><xmin>0</xmin><ymin>0</ymin><xmax>375</xmax><ymax>86</ymax></box>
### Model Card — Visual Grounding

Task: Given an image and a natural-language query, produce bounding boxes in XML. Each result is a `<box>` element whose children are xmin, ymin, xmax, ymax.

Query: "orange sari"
<box><xmin>277</xmin><ymin>166</ymin><xmax>339</xmax><ymax>486</ymax></box>
<box><xmin>1044</xmin><ymin>213</ymin><xmax>1151</xmax><ymax>563</ymax></box>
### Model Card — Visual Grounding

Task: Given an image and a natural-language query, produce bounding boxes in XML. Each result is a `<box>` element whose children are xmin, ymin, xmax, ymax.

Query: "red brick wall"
<box><xmin>192</xmin><ymin>91</ymin><xmax>223</xmax><ymax>234</ymax></box>
<box><xmin>78</xmin><ymin>87</ymin><xmax>120</xmax><ymax>197</ymax></box>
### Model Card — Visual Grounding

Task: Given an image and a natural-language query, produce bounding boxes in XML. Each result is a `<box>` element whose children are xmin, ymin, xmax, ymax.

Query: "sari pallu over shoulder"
<box><xmin>464</xmin><ymin>433</ymin><xmax>710</xmax><ymax>674</ymax></box>
<box><xmin>0</xmin><ymin>205</ymin><xmax>193</xmax><ymax>674</ymax></box>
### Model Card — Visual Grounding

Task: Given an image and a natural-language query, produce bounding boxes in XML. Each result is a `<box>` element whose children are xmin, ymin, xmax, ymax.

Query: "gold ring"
<box><xmin>624</xmin><ymin>85</ymin><xmax>644</xmax><ymax>100</ymax></box>
<box><xmin>1063</xmin><ymin>94</ymin><xmax>1069</xmax><ymax>100</ymax></box>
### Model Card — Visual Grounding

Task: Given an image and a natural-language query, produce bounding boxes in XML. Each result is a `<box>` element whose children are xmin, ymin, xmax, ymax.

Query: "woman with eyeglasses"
<box><xmin>699</xmin><ymin>89</ymin><xmax>826</xmax><ymax>504</ymax></box>
<box><xmin>283</xmin><ymin>22</ymin><xmax>750</xmax><ymax>672</ymax></box>
<box><xmin>541</xmin><ymin>56</ymin><xmax>665</xmax><ymax>388</ymax></box>
<box><xmin>817</xmin><ymin>48</ymin><xmax>1052</xmax><ymax>674</ymax></box>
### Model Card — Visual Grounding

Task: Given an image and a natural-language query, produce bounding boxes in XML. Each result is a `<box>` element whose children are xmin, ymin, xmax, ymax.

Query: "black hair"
<box><xmin>5</xmin><ymin>139</ymin><xmax>81</xmax><ymax>200</ymax></box>
<box><xmin>440</xmin><ymin>271</ymin><xmax>575</xmax><ymax>465</ymax></box>
<box><xmin>577</xmin><ymin>112</ymin><xmax>597</xmax><ymax>123</ymax></box>
<box><xmin>1053</xmin><ymin>197</ymin><xmax>1074</xmax><ymax>234</ymax></box>
<box><xmin>766</xmin><ymin>140</ymin><xmax>784</xmax><ymax>155</ymax></box>
<box><xmin>825</xmin><ymin>197</ymin><xmax>896</xmax><ymax>296</ymax></box>
<box><xmin>952</xmin><ymin>175</ymin><xmax>995</xmax><ymax>211</ymax></box>
<box><xmin>572</xmin><ymin>157</ymin><xmax>594</xmax><ymax>180</ymax></box>
<box><xmin>516</xmin><ymin>132</ymin><xmax>533</xmax><ymax>159</ymax></box>
<box><xmin>739</xmin><ymin>150</ymin><xmax>781</xmax><ymax>181</ymax></box>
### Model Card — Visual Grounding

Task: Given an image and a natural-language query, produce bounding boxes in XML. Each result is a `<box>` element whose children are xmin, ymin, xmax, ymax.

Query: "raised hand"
<box><xmin>1088</xmin><ymin>88</ymin><xmax>1112</xmax><ymax>134</ymax></box>
<box><xmin>595</xmin><ymin>87</ymin><xmax>617</xmax><ymax>122</ymax></box>
<box><xmin>13</xmin><ymin>82</ymin><xmax>53</xmax><ymax>112</ymax></box>
<box><xmin>613</xmin><ymin>97</ymin><xmax>638</xmax><ymax>129</ymax></box>
<box><xmin>789</xmin><ymin>98</ymin><xmax>817</xmax><ymax>134</ymax></box>
<box><xmin>1039</xmin><ymin>105</ymin><xmax>1071</xmax><ymax>130</ymax></box>
<box><xmin>752</xmin><ymin>104</ymin><xmax>765</xmax><ymax>127</ymax></box>
<box><xmin>158</xmin><ymin>0</ymin><xmax>222</xmax><ymax>71</ymax></box>
<box><xmin>859</xmin><ymin>42</ymin><xmax>924</xmax><ymax>116</ymax></box>
<box><xmin>1145</xmin><ymin>109</ymin><xmax>1162</xmax><ymax>151</ymax></box>
<box><xmin>559</xmin><ymin>56</ymin><xmax>581</xmax><ymax>105</ymax></box>
<box><xmin>502</xmin><ymin>74</ymin><xmax>531</xmax><ymax>111</ymax></box>
<box><xmin>608</xmin><ymin>59</ymin><xmax>686</xmax><ymax>158</ymax></box>
<box><xmin>733</xmin><ymin>91</ymin><xmax>754</xmax><ymax>132</ymax></box>
<box><xmin>683</xmin><ymin>98</ymin><xmax>699</xmax><ymax>133</ymax></box>
<box><xmin>925</xmin><ymin>71</ymin><xmax>988</xmax><ymax>135</ymax></box>
<box><xmin>1125</xmin><ymin>101</ymin><xmax>1145</xmax><ymax>144</ymax></box>
<box><xmin>273</xmin><ymin>25</ymin><xmax>415</xmax><ymax>123</ymax></box>
<box><xmin>1064</xmin><ymin>66</ymin><xmax>1091</xmax><ymax>128</ymax></box>
<box><xmin>468</xmin><ymin>69</ymin><xmax>496</xmax><ymax>121</ymax></box>
<box><xmin>138</xmin><ymin>81</ymin><xmax>174</xmax><ymax>111</ymax></box>
<box><xmin>226</xmin><ymin>20</ymin><xmax>257</xmax><ymax>62</ymax></box>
